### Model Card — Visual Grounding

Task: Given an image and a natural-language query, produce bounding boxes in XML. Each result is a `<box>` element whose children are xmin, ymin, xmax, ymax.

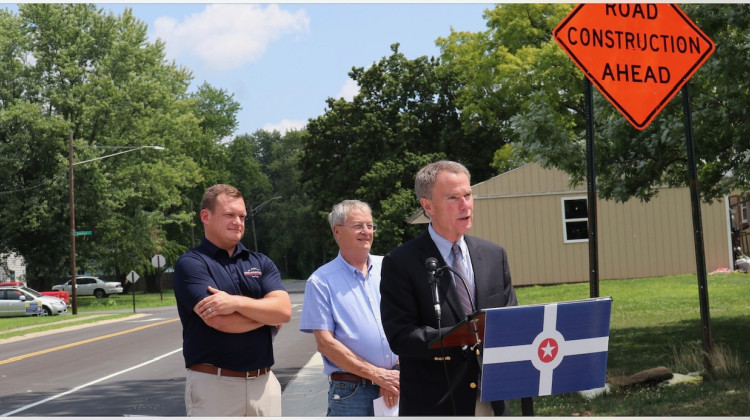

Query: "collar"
<box><xmin>335</xmin><ymin>252</ymin><xmax>372</xmax><ymax>278</ymax></box>
<box><xmin>198</xmin><ymin>237</ymin><xmax>250</xmax><ymax>260</ymax></box>
<box><xmin>428</xmin><ymin>224</ymin><xmax>466</xmax><ymax>263</ymax></box>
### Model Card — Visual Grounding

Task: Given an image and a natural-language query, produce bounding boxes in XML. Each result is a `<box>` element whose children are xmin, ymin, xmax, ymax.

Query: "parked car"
<box><xmin>52</xmin><ymin>276</ymin><xmax>123</xmax><ymax>298</ymax></box>
<box><xmin>0</xmin><ymin>285</ymin><xmax>67</xmax><ymax>316</ymax></box>
<box><xmin>0</xmin><ymin>282</ymin><xmax>70</xmax><ymax>306</ymax></box>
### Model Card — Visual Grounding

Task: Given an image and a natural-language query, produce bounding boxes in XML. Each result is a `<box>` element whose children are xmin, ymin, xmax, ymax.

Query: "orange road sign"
<box><xmin>553</xmin><ymin>4</ymin><xmax>714</xmax><ymax>130</ymax></box>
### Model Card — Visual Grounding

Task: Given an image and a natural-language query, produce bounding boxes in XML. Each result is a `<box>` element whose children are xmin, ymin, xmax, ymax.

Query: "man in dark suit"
<box><xmin>380</xmin><ymin>160</ymin><xmax>518</xmax><ymax>416</ymax></box>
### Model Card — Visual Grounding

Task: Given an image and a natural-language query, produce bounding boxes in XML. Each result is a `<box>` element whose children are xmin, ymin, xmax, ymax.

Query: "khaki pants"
<box><xmin>185</xmin><ymin>368</ymin><xmax>281</xmax><ymax>416</ymax></box>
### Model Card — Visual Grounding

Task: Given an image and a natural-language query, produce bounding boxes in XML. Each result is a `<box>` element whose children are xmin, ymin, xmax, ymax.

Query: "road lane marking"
<box><xmin>130</xmin><ymin>317</ymin><xmax>169</xmax><ymax>322</ymax></box>
<box><xmin>0</xmin><ymin>347</ymin><xmax>183</xmax><ymax>417</ymax></box>
<box><xmin>0</xmin><ymin>318</ymin><xmax>179</xmax><ymax>366</ymax></box>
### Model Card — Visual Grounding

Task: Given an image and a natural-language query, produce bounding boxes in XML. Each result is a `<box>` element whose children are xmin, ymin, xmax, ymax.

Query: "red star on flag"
<box><xmin>538</xmin><ymin>338</ymin><xmax>559</xmax><ymax>363</ymax></box>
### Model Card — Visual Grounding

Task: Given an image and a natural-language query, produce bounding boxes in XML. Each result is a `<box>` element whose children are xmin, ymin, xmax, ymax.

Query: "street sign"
<box><xmin>151</xmin><ymin>253</ymin><xmax>166</xmax><ymax>269</ymax></box>
<box><xmin>126</xmin><ymin>270</ymin><xmax>140</xmax><ymax>284</ymax></box>
<box><xmin>74</xmin><ymin>230</ymin><xmax>92</xmax><ymax>236</ymax></box>
<box><xmin>553</xmin><ymin>4</ymin><xmax>714</xmax><ymax>130</ymax></box>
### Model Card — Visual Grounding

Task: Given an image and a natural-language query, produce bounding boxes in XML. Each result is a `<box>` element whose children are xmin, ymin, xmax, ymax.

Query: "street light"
<box><xmin>68</xmin><ymin>132</ymin><xmax>165</xmax><ymax>314</ymax></box>
<box><xmin>248</xmin><ymin>196</ymin><xmax>282</xmax><ymax>252</ymax></box>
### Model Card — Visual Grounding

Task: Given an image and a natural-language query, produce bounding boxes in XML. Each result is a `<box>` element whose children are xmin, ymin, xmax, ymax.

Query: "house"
<box><xmin>1</xmin><ymin>252</ymin><xmax>27</xmax><ymax>283</ymax></box>
<box><xmin>410</xmin><ymin>162</ymin><xmax>732</xmax><ymax>286</ymax></box>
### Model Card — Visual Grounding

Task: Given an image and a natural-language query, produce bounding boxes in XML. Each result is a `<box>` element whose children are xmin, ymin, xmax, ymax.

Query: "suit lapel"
<box><xmin>465</xmin><ymin>236</ymin><xmax>484</xmax><ymax>310</ymax></box>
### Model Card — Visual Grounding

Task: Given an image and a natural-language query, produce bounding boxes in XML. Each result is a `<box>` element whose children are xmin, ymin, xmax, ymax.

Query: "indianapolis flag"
<box><xmin>480</xmin><ymin>297</ymin><xmax>612</xmax><ymax>401</ymax></box>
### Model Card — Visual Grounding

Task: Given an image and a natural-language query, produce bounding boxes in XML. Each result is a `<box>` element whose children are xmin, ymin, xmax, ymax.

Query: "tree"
<box><xmin>437</xmin><ymin>4</ymin><xmax>579</xmax><ymax>177</ymax></box>
<box><xmin>0</xmin><ymin>4</ymin><xmax>231</xmax><ymax>289</ymax></box>
<box><xmin>301</xmin><ymin>44</ymin><xmax>498</xmax><ymax>252</ymax></box>
<box><xmin>225</xmin><ymin>129</ymin><xmax>319</xmax><ymax>278</ymax></box>
<box><xmin>491</xmin><ymin>143</ymin><xmax>533</xmax><ymax>174</ymax></box>
<box><xmin>447</xmin><ymin>4</ymin><xmax>750</xmax><ymax>204</ymax></box>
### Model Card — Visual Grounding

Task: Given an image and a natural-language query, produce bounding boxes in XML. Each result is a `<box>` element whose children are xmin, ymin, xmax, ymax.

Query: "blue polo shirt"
<box><xmin>299</xmin><ymin>253</ymin><xmax>397</xmax><ymax>375</ymax></box>
<box><xmin>174</xmin><ymin>238</ymin><xmax>286</xmax><ymax>371</ymax></box>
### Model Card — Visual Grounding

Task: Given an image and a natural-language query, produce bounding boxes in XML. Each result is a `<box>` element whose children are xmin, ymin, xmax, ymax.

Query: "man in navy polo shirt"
<box><xmin>174</xmin><ymin>184</ymin><xmax>291</xmax><ymax>416</ymax></box>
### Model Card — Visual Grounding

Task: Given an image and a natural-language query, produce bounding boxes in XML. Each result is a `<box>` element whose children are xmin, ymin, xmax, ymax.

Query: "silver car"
<box><xmin>52</xmin><ymin>276</ymin><xmax>123</xmax><ymax>298</ymax></box>
<box><xmin>0</xmin><ymin>286</ymin><xmax>67</xmax><ymax>317</ymax></box>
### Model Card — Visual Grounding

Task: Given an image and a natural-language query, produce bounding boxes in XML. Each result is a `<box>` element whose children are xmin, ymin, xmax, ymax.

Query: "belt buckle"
<box><xmin>246</xmin><ymin>368</ymin><xmax>264</xmax><ymax>379</ymax></box>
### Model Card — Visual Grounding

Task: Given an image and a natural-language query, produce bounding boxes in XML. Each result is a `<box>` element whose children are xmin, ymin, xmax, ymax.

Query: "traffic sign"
<box><xmin>553</xmin><ymin>4</ymin><xmax>714</xmax><ymax>130</ymax></box>
<box><xmin>126</xmin><ymin>270</ymin><xmax>140</xmax><ymax>284</ymax></box>
<box><xmin>74</xmin><ymin>230</ymin><xmax>92</xmax><ymax>236</ymax></box>
<box><xmin>151</xmin><ymin>253</ymin><xmax>166</xmax><ymax>269</ymax></box>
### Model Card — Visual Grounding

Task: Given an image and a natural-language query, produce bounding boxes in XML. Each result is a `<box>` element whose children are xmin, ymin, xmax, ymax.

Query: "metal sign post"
<box><xmin>681</xmin><ymin>83</ymin><xmax>714</xmax><ymax>373</ymax></box>
<box><xmin>126</xmin><ymin>270</ymin><xmax>140</xmax><ymax>313</ymax></box>
<box><xmin>553</xmin><ymin>4</ymin><xmax>716</xmax><ymax>371</ymax></box>
<box><xmin>151</xmin><ymin>254</ymin><xmax>166</xmax><ymax>301</ymax></box>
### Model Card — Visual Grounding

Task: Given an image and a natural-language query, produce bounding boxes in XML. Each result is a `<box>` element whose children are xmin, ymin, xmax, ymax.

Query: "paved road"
<box><xmin>0</xmin><ymin>280</ymin><xmax>327</xmax><ymax>416</ymax></box>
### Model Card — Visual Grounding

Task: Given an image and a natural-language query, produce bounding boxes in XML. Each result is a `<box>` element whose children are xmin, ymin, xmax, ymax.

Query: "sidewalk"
<box><xmin>282</xmin><ymin>352</ymin><xmax>329</xmax><ymax>417</ymax></box>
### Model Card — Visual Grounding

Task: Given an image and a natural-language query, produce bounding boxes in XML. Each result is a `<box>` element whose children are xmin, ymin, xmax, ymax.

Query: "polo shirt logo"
<box><xmin>244</xmin><ymin>268</ymin><xmax>262</xmax><ymax>277</ymax></box>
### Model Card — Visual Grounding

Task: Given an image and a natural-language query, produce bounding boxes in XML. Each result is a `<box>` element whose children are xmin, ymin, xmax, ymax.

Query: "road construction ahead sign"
<box><xmin>553</xmin><ymin>4</ymin><xmax>714</xmax><ymax>130</ymax></box>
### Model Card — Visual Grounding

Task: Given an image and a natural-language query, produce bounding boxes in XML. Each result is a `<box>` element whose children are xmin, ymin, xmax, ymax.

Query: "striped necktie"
<box><xmin>451</xmin><ymin>242</ymin><xmax>474</xmax><ymax>316</ymax></box>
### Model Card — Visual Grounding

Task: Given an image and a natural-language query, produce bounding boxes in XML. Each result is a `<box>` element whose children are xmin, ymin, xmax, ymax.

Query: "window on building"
<box><xmin>562</xmin><ymin>197</ymin><xmax>589</xmax><ymax>243</ymax></box>
<box><xmin>742</xmin><ymin>198</ymin><xmax>748</xmax><ymax>224</ymax></box>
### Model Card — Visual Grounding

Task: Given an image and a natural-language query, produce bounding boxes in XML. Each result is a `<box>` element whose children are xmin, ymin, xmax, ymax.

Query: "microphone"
<box><xmin>425</xmin><ymin>257</ymin><xmax>441</xmax><ymax>320</ymax></box>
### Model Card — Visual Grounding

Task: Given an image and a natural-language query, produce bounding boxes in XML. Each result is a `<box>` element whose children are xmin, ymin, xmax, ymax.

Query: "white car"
<box><xmin>52</xmin><ymin>276</ymin><xmax>123</xmax><ymax>298</ymax></box>
<box><xmin>0</xmin><ymin>286</ymin><xmax>68</xmax><ymax>316</ymax></box>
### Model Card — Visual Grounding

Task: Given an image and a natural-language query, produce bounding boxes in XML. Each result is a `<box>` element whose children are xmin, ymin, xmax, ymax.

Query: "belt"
<box><xmin>188</xmin><ymin>363</ymin><xmax>271</xmax><ymax>379</ymax></box>
<box><xmin>330</xmin><ymin>372</ymin><xmax>375</xmax><ymax>386</ymax></box>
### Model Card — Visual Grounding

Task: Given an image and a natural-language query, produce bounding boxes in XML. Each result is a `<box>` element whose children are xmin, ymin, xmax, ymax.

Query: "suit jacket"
<box><xmin>381</xmin><ymin>230</ymin><xmax>518</xmax><ymax>416</ymax></box>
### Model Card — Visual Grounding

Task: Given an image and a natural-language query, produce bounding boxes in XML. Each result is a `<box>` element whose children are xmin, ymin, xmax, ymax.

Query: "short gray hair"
<box><xmin>328</xmin><ymin>200</ymin><xmax>372</xmax><ymax>230</ymax></box>
<box><xmin>414</xmin><ymin>160</ymin><xmax>471</xmax><ymax>200</ymax></box>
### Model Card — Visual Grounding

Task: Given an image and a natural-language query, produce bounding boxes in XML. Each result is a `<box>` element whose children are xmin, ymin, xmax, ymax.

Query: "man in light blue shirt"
<box><xmin>300</xmin><ymin>200</ymin><xmax>399</xmax><ymax>416</ymax></box>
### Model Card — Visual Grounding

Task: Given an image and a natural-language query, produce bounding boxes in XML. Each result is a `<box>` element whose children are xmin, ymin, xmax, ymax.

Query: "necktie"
<box><xmin>451</xmin><ymin>243</ymin><xmax>474</xmax><ymax>315</ymax></box>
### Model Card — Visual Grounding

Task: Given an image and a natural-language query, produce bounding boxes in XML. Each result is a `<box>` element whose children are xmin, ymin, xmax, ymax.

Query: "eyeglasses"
<box><xmin>338</xmin><ymin>223</ymin><xmax>377</xmax><ymax>232</ymax></box>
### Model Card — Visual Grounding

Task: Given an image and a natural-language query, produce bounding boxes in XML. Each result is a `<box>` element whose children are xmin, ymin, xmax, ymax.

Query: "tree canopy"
<box><xmin>301</xmin><ymin>44</ymin><xmax>502</xmax><ymax>254</ymax></box>
<box><xmin>0</xmin><ymin>4</ymin><xmax>230</xmax><ymax>288</ymax></box>
<box><xmin>3</xmin><ymin>4</ymin><xmax>749</xmax><ymax>287</ymax></box>
<box><xmin>441</xmin><ymin>4</ymin><xmax>750</xmax><ymax>203</ymax></box>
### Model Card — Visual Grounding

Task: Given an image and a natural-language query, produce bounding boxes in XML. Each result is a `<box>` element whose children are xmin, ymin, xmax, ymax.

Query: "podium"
<box><xmin>426</xmin><ymin>298</ymin><xmax>613</xmax><ymax>415</ymax></box>
<box><xmin>428</xmin><ymin>310</ymin><xmax>486</xmax><ymax>349</ymax></box>
<box><xmin>427</xmin><ymin>310</ymin><xmax>534</xmax><ymax>415</ymax></box>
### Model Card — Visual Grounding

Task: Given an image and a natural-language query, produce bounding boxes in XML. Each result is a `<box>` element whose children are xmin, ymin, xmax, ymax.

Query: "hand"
<box><xmin>379</xmin><ymin>388</ymin><xmax>399</xmax><ymax>409</ymax></box>
<box><xmin>373</xmin><ymin>367</ymin><xmax>400</xmax><ymax>396</ymax></box>
<box><xmin>195</xmin><ymin>286</ymin><xmax>236</xmax><ymax>320</ymax></box>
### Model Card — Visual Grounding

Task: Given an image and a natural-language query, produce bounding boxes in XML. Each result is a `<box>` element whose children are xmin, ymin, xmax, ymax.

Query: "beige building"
<box><xmin>411</xmin><ymin>162</ymin><xmax>733</xmax><ymax>286</ymax></box>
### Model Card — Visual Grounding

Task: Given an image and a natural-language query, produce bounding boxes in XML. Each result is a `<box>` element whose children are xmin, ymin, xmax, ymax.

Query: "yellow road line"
<box><xmin>0</xmin><ymin>318</ymin><xmax>179</xmax><ymax>366</ymax></box>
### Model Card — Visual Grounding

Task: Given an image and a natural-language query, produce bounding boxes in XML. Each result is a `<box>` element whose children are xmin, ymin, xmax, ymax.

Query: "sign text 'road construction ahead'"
<box><xmin>554</xmin><ymin>4</ymin><xmax>714</xmax><ymax>130</ymax></box>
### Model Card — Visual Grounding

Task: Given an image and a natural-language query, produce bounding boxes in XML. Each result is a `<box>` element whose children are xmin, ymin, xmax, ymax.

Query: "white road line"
<box><xmin>1</xmin><ymin>348</ymin><xmax>183</xmax><ymax>417</ymax></box>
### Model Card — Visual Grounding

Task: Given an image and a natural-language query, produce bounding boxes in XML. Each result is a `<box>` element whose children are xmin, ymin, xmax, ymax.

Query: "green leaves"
<box><xmin>0</xmin><ymin>5</ymin><xmax>232</xmax><ymax>288</ymax></box>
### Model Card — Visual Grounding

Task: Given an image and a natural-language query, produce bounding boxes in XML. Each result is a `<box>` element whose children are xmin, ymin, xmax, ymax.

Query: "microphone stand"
<box><xmin>437</xmin><ymin>266</ymin><xmax>481</xmax><ymax>350</ymax></box>
<box><xmin>425</xmin><ymin>258</ymin><xmax>456</xmax><ymax>415</ymax></box>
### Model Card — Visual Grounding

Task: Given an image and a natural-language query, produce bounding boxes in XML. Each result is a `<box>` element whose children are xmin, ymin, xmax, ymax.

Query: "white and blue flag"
<box><xmin>481</xmin><ymin>297</ymin><xmax>612</xmax><ymax>401</ymax></box>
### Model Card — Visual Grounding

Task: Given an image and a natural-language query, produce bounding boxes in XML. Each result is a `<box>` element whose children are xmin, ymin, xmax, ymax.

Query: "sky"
<box><xmin>89</xmin><ymin>3</ymin><xmax>496</xmax><ymax>136</ymax></box>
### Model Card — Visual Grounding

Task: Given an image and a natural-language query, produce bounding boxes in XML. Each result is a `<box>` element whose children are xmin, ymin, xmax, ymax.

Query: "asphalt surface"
<box><xmin>280</xmin><ymin>280</ymin><xmax>329</xmax><ymax>416</ymax></box>
<box><xmin>0</xmin><ymin>279</ymin><xmax>331</xmax><ymax>417</ymax></box>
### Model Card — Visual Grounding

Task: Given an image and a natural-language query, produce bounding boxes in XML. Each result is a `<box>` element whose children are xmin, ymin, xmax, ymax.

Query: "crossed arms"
<box><xmin>194</xmin><ymin>285</ymin><xmax>291</xmax><ymax>333</ymax></box>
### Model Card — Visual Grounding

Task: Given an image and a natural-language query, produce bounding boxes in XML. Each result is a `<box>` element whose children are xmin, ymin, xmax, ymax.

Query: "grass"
<box><xmin>512</xmin><ymin>273</ymin><xmax>750</xmax><ymax>416</ymax></box>
<box><xmin>2</xmin><ymin>274</ymin><xmax>748</xmax><ymax>415</ymax></box>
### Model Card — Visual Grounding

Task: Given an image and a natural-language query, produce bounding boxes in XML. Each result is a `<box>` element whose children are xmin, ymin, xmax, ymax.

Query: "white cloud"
<box><xmin>262</xmin><ymin>119</ymin><xmax>308</xmax><ymax>134</ymax></box>
<box><xmin>337</xmin><ymin>78</ymin><xmax>360</xmax><ymax>101</ymax></box>
<box><xmin>152</xmin><ymin>4</ymin><xmax>309</xmax><ymax>72</ymax></box>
